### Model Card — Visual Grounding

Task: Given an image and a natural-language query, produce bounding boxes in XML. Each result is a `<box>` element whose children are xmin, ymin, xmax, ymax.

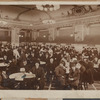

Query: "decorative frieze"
<box><xmin>0</xmin><ymin>11</ymin><xmax>100</xmax><ymax>31</ymax></box>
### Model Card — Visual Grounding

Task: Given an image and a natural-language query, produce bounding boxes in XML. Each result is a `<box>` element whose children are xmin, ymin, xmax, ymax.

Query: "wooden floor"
<box><xmin>0</xmin><ymin>81</ymin><xmax>100</xmax><ymax>90</ymax></box>
<box><xmin>88</xmin><ymin>81</ymin><xmax>100</xmax><ymax>90</ymax></box>
<box><xmin>46</xmin><ymin>81</ymin><xmax>100</xmax><ymax>90</ymax></box>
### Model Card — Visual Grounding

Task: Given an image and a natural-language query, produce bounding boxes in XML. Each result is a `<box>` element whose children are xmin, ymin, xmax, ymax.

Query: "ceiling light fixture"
<box><xmin>29</xmin><ymin>24</ymin><xmax>33</xmax><ymax>26</ymax></box>
<box><xmin>0</xmin><ymin>21</ymin><xmax>7</xmax><ymax>25</ymax></box>
<box><xmin>42</xmin><ymin>19</ymin><xmax>56</xmax><ymax>24</ymax></box>
<box><xmin>36</xmin><ymin>4</ymin><xmax>60</xmax><ymax>11</ymax></box>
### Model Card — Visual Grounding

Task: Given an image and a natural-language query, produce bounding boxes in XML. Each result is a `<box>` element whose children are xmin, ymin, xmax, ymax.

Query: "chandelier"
<box><xmin>36</xmin><ymin>4</ymin><xmax>60</xmax><ymax>11</ymax></box>
<box><xmin>0</xmin><ymin>21</ymin><xmax>7</xmax><ymax>25</ymax></box>
<box><xmin>42</xmin><ymin>19</ymin><xmax>55</xmax><ymax>24</ymax></box>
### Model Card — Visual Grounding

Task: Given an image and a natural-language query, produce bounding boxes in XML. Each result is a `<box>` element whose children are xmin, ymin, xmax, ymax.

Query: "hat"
<box><xmin>60</xmin><ymin>60</ymin><xmax>65</xmax><ymax>66</ymax></box>
<box><xmin>35</xmin><ymin>60</ymin><xmax>40</xmax><ymax>64</ymax></box>
<box><xmin>70</xmin><ymin>62</ymin><xmax>76</xmax><ymax>67</ymax></box>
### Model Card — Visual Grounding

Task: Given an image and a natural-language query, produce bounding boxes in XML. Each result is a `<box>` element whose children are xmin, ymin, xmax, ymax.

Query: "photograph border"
<box><xmin>0</xmin><ymin>1</ymin><xmax>100</xmax><ymax>98</ymax></box>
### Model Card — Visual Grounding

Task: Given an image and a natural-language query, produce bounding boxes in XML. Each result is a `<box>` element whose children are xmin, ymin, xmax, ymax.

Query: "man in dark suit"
<box><xmin>68</xmin><ymin>63</ymin><xmax>80</xmax><ymax>90</ymax></box>
<box><xmin>20</xmin><ymin>60</ymin><xmax>30</xmax><ymax>72</ymax></box>
<box><xmin>46</xmin><ymin>58</ymin><xmax>56</xmax><ymax>85</ymax></box>
<box><xmin>32</xmin><ymin>61</ymin><xmax>45</xmax><ymax>90</ymax></box>
<box><xmin>55</xmin><ymin>61</ymin><xmax>66</xmax><ymax>89</ymax></box>
<box><xmin>29</xmin><ymin>52</ymin><xmax>37</xmax><ymax>68</ymax></box>
<box><xmin>0</xmin><ymin>47</ymin><xmax>6</xmax><ymax>58</ymax></box>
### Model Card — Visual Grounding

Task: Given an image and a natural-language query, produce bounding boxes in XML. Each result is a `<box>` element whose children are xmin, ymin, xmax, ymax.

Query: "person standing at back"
<box><xmin>55</xmin><ymin>61</ymin><xmax>66</xmax><ymax>89</ymax></box>
<box><xmin>31</xmin><ymin>61</ymin><xmax>45</xmax><ymax>90</ymax></box>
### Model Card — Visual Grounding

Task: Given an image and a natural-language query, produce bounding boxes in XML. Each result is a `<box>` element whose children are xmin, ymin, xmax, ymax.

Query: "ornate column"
<box><xmin>48</xmin><ymin>28</ymin><xmax>55</xmax><ymax>41</ymax></box>
<box><xmin>11</xmin><ymin>27</ymin><xmax>20</xmax><ymax>47</ymax></box>
<box><xmin>31</xmin><ymin>30</ymin><xmax>34</xmax><ymax>41</ymax></box>
<box><xmin>37</xmin><ymin>30</ymin><xmax>39</xmax><ymax>37</ymax></box>
<box><xmin>8</xmin><ymin>30</ymin><xmax>11</xmax><ymax>37</ymax></box>
<box><xmin>31</xmin><ymin>30</ymin><xmax>39</xmax><ymax>41</ymax></box>
<box><xmin>74</xmin><ymin>24</ymin><xmax>84</xmax><ymax>42</ymax></box>
<box><xmin>33</xmin><ymin>31</ymin><xmax>37</xmax><ymax>41</ymax></box>
<box><xmin>56</xmin><ymin>28</ymin><xmax>60</xmax><ymax>37</ymax></box>
<box><xmin>84</xmin><ymin>24</ymin><xmax>90</xmax><ymax>36</ymax></box>
<box><xmin>24</xmin><ymin>31</ymin><xmax>27</xmax><ymax>39</ymax></box>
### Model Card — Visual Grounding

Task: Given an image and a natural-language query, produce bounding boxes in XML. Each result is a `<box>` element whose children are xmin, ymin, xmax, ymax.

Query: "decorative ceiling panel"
<box><xmin>0</xmin><ymin>5</ymin><xmax>100</xmax><ymax>30</ymax></box>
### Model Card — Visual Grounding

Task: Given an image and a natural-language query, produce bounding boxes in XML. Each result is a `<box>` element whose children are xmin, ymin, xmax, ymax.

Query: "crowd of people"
<box><xmin>0</xmin><ymin>42</ymin><xmax>100</xmax><ymax>90</ymax></box>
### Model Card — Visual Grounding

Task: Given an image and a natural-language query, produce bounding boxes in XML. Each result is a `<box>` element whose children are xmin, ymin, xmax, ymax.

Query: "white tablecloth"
<box><xmin>9</xmin><ymin>72</ymin><xmax>35</xmax><ymax>81</ymax></box>
<box><xmin>40</xmin><ymin>61</ymin><xmax>46</xmax><ymax>65</ymax></box>
<box><xmin>0</xmin><ymin>63</ymin><xmax>8</xmax><ymax>67</ymax></box>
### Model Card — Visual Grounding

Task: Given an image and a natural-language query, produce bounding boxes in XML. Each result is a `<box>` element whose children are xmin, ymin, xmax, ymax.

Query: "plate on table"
<box><xmin>0</xmin><ymin>63</ymin><xmax>8</xmax><ymax>67</ymax></box>
<box><xmin>25</xmin><ymin>73</ymin><xmax>35</xmax><ymax>78</ymax></box>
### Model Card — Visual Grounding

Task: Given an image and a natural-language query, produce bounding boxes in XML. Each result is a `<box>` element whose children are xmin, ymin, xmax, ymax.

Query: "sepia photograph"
<box><xmin>0</xmin><ymin>4</ymin><xmax>100</xmax><ymax>90</ymax></box>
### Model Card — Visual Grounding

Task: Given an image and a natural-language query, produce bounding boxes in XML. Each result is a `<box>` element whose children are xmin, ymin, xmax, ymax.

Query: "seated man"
<box><xmin>7</xmin><ymin>56</ymin><xmax>18</xmax><ymax>75</ymax></box>
<box><xmin>2</xmin><ymin>71</ymin><xmax>11</xmax><ymax>88</ymax></box>
<box><xmin>20</xmin><ymin>60</ymin><xmax>30</xmax><ymax>73</ymax></box>
<box><xmin>29</xmin><ymin>52</ymin><xmax>37</xmax><ymax>68</ymax></box>
<box><xmin>3</xmin><ymin>55</ymin><xmax>9</xmax><ymax>64</ymax></box>
<box><xmin>68</xmin><ymin>63</ymin><xmax>80</xmax><ymax>90</ymax></box>
<box><xmin>31</xmin><ymin>61</ymin><xmax>45</xmax><ymax>90</ymax></box>
<box><xmin>55</xmin><ymin>61</ymin><xmax>67</xmax><ymax>89</ymax></box>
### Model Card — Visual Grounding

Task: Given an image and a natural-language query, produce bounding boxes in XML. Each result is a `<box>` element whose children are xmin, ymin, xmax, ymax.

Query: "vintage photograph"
<box><xmin>0</xmin><ymin>4</ymin><xmax>99</xmax><ymax>90</ymax></box>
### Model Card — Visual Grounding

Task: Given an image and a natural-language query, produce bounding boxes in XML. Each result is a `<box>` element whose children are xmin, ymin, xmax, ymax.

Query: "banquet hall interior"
<box><xmin>0</xmin><ymin>5</ymin><xmax>100</xmax><ymax>90</ymax></box>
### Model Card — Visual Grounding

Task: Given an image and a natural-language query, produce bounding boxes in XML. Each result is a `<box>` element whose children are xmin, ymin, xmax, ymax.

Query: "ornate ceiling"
<box><xmin>0</xmin><ymin>5</ymin><xmax>100</xmax><ymax>30</ymax></box>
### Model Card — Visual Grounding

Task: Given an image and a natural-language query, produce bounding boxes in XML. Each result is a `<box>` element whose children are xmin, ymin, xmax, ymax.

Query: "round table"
<box><xmin>0</xmin><ymin>63</ymin><xmax>8</xmax><ymax>71</ymax></box>
<box><xmin>9</xmin><ymin>72</ymin><xmax>36</xmax><ymax>89</ymax></box>
<box><xmin>0</xmin><ymin>63</ymin><xmax>8</xmax><ymax>67</ymax></box>
<box><xmin>0</xmin><ymin>63</ymin><xmax>8</xmax><ymax>70</ymax></box>
<box><xmin>9</xmin><ymin>72</ymin><xmax>35</xmax><ymax>81</ymax></box>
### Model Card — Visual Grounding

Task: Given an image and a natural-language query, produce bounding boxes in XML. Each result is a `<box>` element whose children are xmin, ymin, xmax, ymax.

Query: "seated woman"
<box><xmin>68</xmin><ymin>62</ymin><xmax>80</xmax><ymax>90</ymax></box>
